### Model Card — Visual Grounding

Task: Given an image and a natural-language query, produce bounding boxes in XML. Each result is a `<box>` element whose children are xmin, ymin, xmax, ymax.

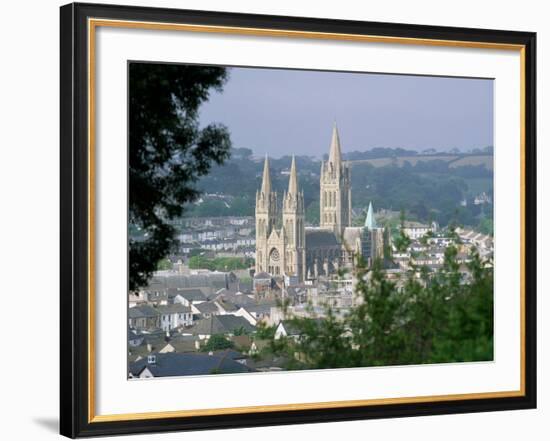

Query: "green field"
<box><xmin>349</xmin><ymin>154</ymin><xmax>493</xmax><ymax>170</ymax></box>
<box><xmin>449</xmin><ymin>155</ymin><xmax>493</xmax><ymax>170</ymax></box>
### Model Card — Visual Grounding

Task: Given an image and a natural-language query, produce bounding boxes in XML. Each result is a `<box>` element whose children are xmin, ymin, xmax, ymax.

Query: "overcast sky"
<box><xmin>199</xmin><ymin>66</ymin><xmax>493</xmax><ymax>158</ymax></box>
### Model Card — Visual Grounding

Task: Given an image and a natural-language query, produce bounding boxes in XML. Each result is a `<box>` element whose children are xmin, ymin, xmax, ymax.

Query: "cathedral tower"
<box><xmin>282</xmin><ymin>156</ymin><xmax>306</xmax><ymax>281</ymax></box>
<box><xmin>320</xmin><ymin>124</ymin><xmax>352</xmax><ymax>236</ymax></box>
<box><xmin>255</xmin><ymin>156</ymin><xmax>278</xmax><ymax>274</ymax></box>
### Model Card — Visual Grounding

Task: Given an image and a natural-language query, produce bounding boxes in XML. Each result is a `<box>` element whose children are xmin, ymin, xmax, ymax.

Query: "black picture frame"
<box><xmin>60</xmin><ymin>2</ymin><xmax>537</xmax><ymax>438</ymax></box>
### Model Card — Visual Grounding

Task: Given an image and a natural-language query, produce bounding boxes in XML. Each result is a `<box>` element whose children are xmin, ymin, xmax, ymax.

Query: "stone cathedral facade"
<box><xmin>255</xmin><ymin>125</ymin><xmax>385</xmax><ymax>283</ymax></box>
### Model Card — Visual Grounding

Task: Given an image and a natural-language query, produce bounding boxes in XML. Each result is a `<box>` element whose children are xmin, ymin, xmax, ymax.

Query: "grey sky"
<box><xmin>199</xmin><ymin>66</ymin><xmax>493</xmax><ymax>158</ymax></box>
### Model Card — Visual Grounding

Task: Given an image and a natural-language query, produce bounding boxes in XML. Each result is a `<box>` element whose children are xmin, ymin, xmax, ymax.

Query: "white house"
<box><xmin>157</xmin><ymin>304</ymin><xmax>193</xmax><ymax>331</ymax></box>
<box><xmin>402</xmin><ymin>221</ymin><xmax>437</xmax><ymax>240</ymax></box>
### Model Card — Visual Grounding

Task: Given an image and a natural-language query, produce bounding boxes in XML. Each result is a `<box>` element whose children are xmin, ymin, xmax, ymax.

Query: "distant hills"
<box><xmin>184</xmin><ymin>146</ymin><xmax>493</xmax><ymax>232</ymax></box>
<box><xmin>348</xmin><ymin>154</ymin><xmax>493</xmax><ymax>170</ymax></box>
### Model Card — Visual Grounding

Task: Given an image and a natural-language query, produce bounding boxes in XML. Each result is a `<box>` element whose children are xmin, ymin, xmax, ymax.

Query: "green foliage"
<box><xmin>257</xmin><ymin>247</ymin><xmax>493</xmax><ymax>370</ymax></box>
<box><xmin>478</xmin><ymin>217</ymin><xmax>494</xmax><ymax>236</ymax></box>
<box><xmin>233</xmin><ymin>326</ymin><xmax>250</xmax><ymax>336</ymax></box>
<box><xmin>129</xmin><ymin>63</ymin><xmax>232</xmax><ymax>290</ymax></box>
<box><xmin>188</xmin><ymin>256</ymin><xmax>254</xmax><ymax>271</ymax></box>
<box><xmin>156</xmin><ymin>258</ymin><xmax>173</xmax><ymax>270</ymax></box>
<box><xmin>255</xmin><ymin>322</ymin><xmax>277</xmax><ymax>340</ymax></box>
<box><xmin>393</xmin><ymin>209</ymin><xmax>411</xmax><ymax>253</ymax></box>
<box><xmin>188</xmin><ymin>248</ymin><xmax>206</xmax><ymax>258</ymax></box>
<box><xmin>201</xmin><ymin>334</ymin><xmax>234</xmax><ymax>352</ymax></box>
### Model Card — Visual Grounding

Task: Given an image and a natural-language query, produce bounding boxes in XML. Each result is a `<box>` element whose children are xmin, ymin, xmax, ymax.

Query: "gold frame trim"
<box><xmin>87</xmin><ymin>18</ymin><xmax>527</xmax><ymax>424</ymax></box>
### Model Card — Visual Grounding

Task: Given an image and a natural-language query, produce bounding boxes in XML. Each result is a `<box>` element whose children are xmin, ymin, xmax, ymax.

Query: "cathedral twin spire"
<box><xmin>260</xmin><ymin>154</ymin><xmax>272</xmax><ymax>197</ymax></box>
<box><xmin>287</xmin><ymin>155</ymin><xmax>298</xmax><ymax>196</ymax></box>
<box><xmin>256</xmin><ymin>153</ymin><xmax>305</xmax><ymax>280</ymax></box>
<box><xmin>259</xmin><ymin>154</ymin><xmax>300</xmax><ymax>198</ymax></box>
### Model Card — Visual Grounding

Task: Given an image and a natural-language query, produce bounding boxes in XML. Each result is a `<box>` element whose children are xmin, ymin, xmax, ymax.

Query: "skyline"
<box><xmin>199</xmin><ymin>66</ymin><xmax>494</xmax><ymax>158</ymax></box>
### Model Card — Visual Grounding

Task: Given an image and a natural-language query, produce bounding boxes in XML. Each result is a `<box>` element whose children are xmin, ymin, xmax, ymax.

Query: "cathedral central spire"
<box><xmin>261</xmin><ymin>154</ymin><xmax>272</xmax><ymax>196</ymax></box>
<box><xmin>288</xmin><ymin>155</ymin><xmax>298</xmax><ymax>195</ymax></box>
<box><xmin>328</xmin><ymin>123</ymin><xmax>342</xmax><ymax>168</ymax></box>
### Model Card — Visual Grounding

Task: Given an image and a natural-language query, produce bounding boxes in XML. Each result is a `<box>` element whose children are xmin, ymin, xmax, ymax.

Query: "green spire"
<box><xmin>365</xmin><ymin>201</ymin><xmax>377</xmax><ymax>230</ymax></box>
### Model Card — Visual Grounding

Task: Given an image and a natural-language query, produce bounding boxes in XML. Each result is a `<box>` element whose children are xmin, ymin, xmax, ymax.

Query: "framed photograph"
<box><xmin>60</xmin><ymin>2</ymin><xmax>537</xmax><ymax>438</ymax></box>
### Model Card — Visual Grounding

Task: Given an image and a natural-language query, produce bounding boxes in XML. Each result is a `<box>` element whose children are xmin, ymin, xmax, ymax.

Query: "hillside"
<box><xmin>183</xmin><ymin>147</ymin><xmax>493</xmax><ymax>232</ymax></box>
<box><xmin>348</xmin><ymin>154</ymin><xmax>493</xmax><ymax>170</ymax></box>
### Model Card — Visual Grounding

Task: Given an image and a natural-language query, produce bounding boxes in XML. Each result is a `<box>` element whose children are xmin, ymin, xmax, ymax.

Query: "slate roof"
<box><xmin>146</xmin><ymin>272</ymin><xmax>229</xmax><ymax>292</ymax></box>
<box><xmin>128</xmin><ymin>305</ymin><xmax>160</xmax><ymax>319</ymax></box>
<box><xmin>215</xmin><ymin>300</ymin><xmax>239</xmax><ymax>313</ymax></box>
<box><xmin>242</xmin><ymin>304</ymin><xmax>273</xmax><ymax>315</ymax></box>
<box><xmin>157</xmin><ymin>304</ymin><xmax>192</xmax><ymax>314</ymax></box>
<box><xmin>194</xmin><ymin>302</ymin><xmax>219</xmax><ymax>314</ymax></box>
<box><xmin>190</xmin><ymin>315</ymin><xmax>256</xmax><ymax>335</ymax></box>
<box><xmin>212</xmin><ymin>349</ymin><xmax>248</xmax><ymax>361</ymax></box>
<box><xmin>171</xmin><ymin>288</ymin><xmax>207</xmax><ymax>302</ymax></box>
<box><xmin>217</xmin><ymin>292</ymin><xmax>258</xmax><ymax>308</ymax></box>
<box><xmin>129</xmin><ymin>352</ymin><xmax>254</xmax><ymax>377</ymax></box>
<box><xmin>305</xmin><ymin>229</ymin><xmax>339</xmax><ymax>248</ymax></box>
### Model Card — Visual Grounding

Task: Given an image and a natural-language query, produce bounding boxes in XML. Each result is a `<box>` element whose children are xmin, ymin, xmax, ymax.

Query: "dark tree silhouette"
<box><xmin>129</xmin><ymin>63</ymin><xmax>231</xmax><ymax>290</ymax></box>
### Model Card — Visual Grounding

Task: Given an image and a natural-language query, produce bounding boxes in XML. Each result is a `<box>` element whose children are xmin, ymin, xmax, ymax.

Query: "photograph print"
<box><xmin>128</xmin><ymin>63</ymin><xmax>494</xmax><ymax>379</ymax></box>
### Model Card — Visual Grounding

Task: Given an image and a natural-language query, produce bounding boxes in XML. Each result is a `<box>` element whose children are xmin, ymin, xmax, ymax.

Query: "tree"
<box><xmin>255</xmin><ymin>243</ymin><xmax>493</xmax><ymax>371</ymax></box>
<box><xmin>129</xmin><ymin>63</ymin><xmax>232</xmax><ymax>290</ymax></box>
<box><xmin>201</xmin><ymin>334</ymin><xmax>234</xmax><ymax>352</ymax></box>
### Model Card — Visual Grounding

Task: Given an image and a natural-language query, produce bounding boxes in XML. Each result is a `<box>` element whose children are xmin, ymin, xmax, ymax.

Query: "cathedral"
<box><xmin>255</xmin><ymin>125</ymin><xmax>386</xmax><ymax>283</ymax></box>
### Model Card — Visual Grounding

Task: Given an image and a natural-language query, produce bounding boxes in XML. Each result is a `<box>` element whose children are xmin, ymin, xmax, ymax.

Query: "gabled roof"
<box><xmin>129</xmin><ymin>352</ymin><xmax>254</xmax><ymax>377</ymax></box>
<box><xmin>190</xmin><ymin>315</ymin><xmax>256</xmax><ymax>335</ymax></box>
<box><xmin>172</xmin><ymin>288</ymin><xmax>207</xmax><ymax>302</ymax></box>
<box><xmin>194</xmin><ymin>302</ymin><xmax>219</xmax><ymax>314</ymax></box>
<box><xmin>128</xmin><ymin>304</ymin><xmax>160</xmax><ymax>319</ymax></box>
<box><xmin>242</xmin><ymin>304</ymin><xmax>273</xmax><ymax>315</ymax></box>
<box><xmin>212</xmin><ymin>349</ymin><xmax>248</xmax><ymax>361</ymax></box>
<box><xmin>157</xmin><ymin>304</ymin><xmax>192</xmax><ymax>314</ymax></box>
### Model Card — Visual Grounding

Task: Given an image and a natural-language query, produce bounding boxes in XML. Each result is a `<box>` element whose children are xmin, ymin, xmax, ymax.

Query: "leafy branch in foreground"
<box><xmin>255</xmin><ymin>241</ymin><xmax>493</xmax><ymax>370</ymax></box>
<box><xmin>129</xmin><ymin>64</ymin><xmax>232</xmax><ymax>290</ymax></box>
